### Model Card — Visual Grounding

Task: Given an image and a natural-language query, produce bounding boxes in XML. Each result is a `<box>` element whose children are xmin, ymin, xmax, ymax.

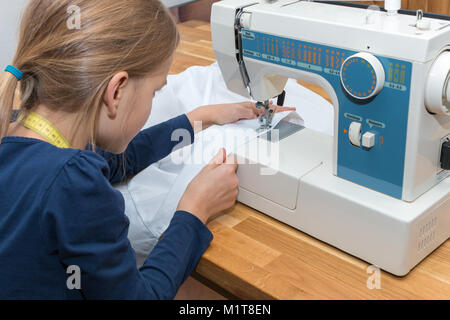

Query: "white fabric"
<box><xmin>116</xmin><ymin>62</ymin><xmax>334</xmax><ymax>266</ymax></box>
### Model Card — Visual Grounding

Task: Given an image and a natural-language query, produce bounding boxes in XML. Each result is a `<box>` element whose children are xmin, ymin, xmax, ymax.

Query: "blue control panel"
<box><xmin>241</xmin><ymin>29</ymin><xmax>413</xmax><ymax>199</ymax></box>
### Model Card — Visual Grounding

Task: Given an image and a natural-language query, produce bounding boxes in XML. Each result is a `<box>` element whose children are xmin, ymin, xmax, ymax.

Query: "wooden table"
<box><xmin>174</xmin><ymin>20</ymin><xmax>450</xmax><ymax>300</ymax></box>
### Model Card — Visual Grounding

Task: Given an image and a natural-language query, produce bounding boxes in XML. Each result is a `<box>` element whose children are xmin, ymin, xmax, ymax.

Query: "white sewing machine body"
<box><xmin>211</xmin><ymin>0</ymin><xmax>450</xmax><ymax>276</ymax></box>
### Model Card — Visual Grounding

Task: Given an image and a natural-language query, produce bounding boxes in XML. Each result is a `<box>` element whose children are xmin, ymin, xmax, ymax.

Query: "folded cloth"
<box><xmin>115</xmin><ymin>62</ymin><xmax>334</xmax><ymax>267</ymax></box>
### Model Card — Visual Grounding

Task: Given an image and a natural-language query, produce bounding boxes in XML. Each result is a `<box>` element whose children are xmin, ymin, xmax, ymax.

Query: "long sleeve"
<box><xmin>41</xmin><ymin>151</ymin><xmax>212</xmax><ymax>300</ymax></box>
<box><xmin>96</xmin><ymin>114</ymin><xmax>194</xmax><ymax>184</ymax></box>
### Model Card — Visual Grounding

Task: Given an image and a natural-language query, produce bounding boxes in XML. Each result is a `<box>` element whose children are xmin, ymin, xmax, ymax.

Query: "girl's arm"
<box><xmin>95</xmin><ymin>113</ymin><xmax>195</xmax><ymax>184</ymax></box>
<box><xmin>43</xmin><ymin>152</ymin><xmax>212</xmax><ymax>300</ymax></box>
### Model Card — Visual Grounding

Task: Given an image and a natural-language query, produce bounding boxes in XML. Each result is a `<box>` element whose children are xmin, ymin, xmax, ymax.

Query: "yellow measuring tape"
<box><xmin>20</xmin><ymin>112</ymin><xmax>72</xmax><ymax>149</ymax></box>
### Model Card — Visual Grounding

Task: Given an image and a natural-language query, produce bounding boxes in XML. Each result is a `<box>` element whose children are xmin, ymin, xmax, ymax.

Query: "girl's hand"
<box><xmin>187</xmin><ymin>102</ymin><xmax>296</xmax><ymax>133</ymax></box>
<box><xmin>177</xmin><ymin>148</ymin><xmax>239</xmax><ymax>224</ymax></box>
<box><xmin>213</xmin><ymin>101</ymin><xmax>296</xmax><ymax>125</ymax></box>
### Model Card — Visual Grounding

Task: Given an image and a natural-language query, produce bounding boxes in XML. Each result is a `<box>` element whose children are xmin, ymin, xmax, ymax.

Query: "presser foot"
<box><xmin>256</xmin><ymin>101</ymin><xmax>274</xmax><ymax>132</ymax></box>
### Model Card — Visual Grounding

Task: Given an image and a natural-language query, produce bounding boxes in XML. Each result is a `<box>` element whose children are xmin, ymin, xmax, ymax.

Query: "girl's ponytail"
<box><xmin>0</xmin><ymin>71</ymin><xmax>20</xmax><ymax>142</ymax></box>
<box><xmin>0</xmin><ymin>0</ymin><xmax>180</xmax><ymax>147</ymax></box>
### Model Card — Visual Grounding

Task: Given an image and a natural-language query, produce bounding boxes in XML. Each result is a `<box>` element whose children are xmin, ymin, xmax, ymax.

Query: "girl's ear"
<box><xmin>102</xmin><ymin>71</ymin><xmax>129</xmax><ymax>119</ymax></box>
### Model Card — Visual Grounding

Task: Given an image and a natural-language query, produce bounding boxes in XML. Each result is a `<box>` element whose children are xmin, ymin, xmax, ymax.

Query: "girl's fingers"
<box><xmin>256</xmin><ymin>107</ymin><xmax>264</xmax><ymax>115</ymax></box>
<box><xmin>240</xmin><ymin>102</ymin><xmax>260</xmax><ymax>118</ymax></box>
<box><xmin>260</xmin><ymin>105</ymin><xmax>296</xmax><ymax>114</ymax></box>
<box><xmin>243</xmin><ymin>102</ymin><xmax>260</xmax><ymax>116</ymax></box>
<box><xmin>240</xmin><ymin>105</ymin><xmax>257</xmax><ymax>120</ymax></box>
<box><xmin>251</xmin><ymin>104</ymin><xmax>261</xmax><ymax>116</ymax></box>
<box><xmin>209</xmin><ymin>148</ymin><xmax>227</xmax><ymax>167</ymax></box>
<box><xmin>237</xmin><ymin>101</ymin><xmax>295</xmax><ymax>117</ymax></box>
<box><xmin>272</xmin><ymin>106</ymin><xmax>296</xmax><ymax>113</ymax></box>
<box><xmin>247</xmin><ymin>108</ymin><xmax>258</xmax><ymax>119</ymax></box>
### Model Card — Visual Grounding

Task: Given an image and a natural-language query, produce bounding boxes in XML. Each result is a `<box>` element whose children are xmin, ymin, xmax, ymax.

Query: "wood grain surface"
<box><xmin>173</xmin><ymin>20</ymin><xmax>450</xmax><ymax>300</ymax></box>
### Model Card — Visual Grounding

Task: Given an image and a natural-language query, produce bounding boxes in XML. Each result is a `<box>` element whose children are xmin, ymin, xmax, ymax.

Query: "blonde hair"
<box><xmin>0</xmin><ymin>0</ymin><xmax>179</xmax><ymax>145</ymax></box>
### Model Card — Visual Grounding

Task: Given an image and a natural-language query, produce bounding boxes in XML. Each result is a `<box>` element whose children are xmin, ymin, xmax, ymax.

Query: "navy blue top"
<box><xmin>0</xmin><ymin>114</ymin><xmax>213</xmax><ymax>300</ymax></box>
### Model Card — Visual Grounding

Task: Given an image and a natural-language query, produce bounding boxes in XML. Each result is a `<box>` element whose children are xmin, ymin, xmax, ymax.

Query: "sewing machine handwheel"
<box><xmin>425</xmin><ymin>51</ymin><xmax>450</xmax><ymax>116</ymax></box>
<box><xmin>340</xmin><ymin>52</ymin><xmax>385</xmax><ymax>100</ymax></box>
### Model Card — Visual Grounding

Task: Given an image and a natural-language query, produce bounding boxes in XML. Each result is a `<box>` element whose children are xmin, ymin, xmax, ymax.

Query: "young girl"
<box><xmin>0</xmin><ymin>0</ymin><xmax>292</xmax><ymax>299</ymax></box>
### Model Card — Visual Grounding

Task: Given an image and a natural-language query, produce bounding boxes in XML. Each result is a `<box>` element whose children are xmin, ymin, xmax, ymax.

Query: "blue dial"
<box><xmin>341</xmin><ymin>53</ymin><xmax>385</xmax><ymax>100</ymax></box>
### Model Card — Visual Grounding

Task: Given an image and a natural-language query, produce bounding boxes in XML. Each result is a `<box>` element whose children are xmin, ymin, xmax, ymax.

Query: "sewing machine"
<box><xmin>211</xmin><ymin>0</ymin><xmax>450</xmax><ymax>276</ymax></box>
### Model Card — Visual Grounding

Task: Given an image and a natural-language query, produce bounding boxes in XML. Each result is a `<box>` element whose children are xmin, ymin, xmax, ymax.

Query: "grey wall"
<box><xmin>0</xmin><ymin>0</ymin><xmax>29</xmax><ymax>68</ymax></box>
<box><xmin>0</xmin><ymin>0</ymin><xmax>194</xmax><ymax>69</ymax></box>
<box><xmin>163</xmin><ymin>0</ymin><xmax>198</xmax><ymax>8</ymax></box>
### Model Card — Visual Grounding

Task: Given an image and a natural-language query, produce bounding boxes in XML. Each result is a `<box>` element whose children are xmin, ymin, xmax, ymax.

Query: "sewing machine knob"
<box><xmin>362</xmin><ymin>132</ymin><xmax>376</xmax><ymax>149</ymax></box>
<box><xmin>349</xmin><ymin>122</ymin><xmax>362</xmax><ymax>147</ymax></box>
<box><xmin>341</xmin><ymin>53</ymin><xmax>385</xmax><ymax>100</ymax></box>
<box><xmin>425</xmin><ymin>51</ymin><xmax>450</xmax><ymax>115</ymax></box>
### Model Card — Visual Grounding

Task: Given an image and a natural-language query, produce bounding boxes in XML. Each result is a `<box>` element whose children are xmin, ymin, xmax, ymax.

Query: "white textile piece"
<box><xmin>115</xmin><ymin>62</ymin><xmax>334</xmax><ymax>266</ymax></box>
